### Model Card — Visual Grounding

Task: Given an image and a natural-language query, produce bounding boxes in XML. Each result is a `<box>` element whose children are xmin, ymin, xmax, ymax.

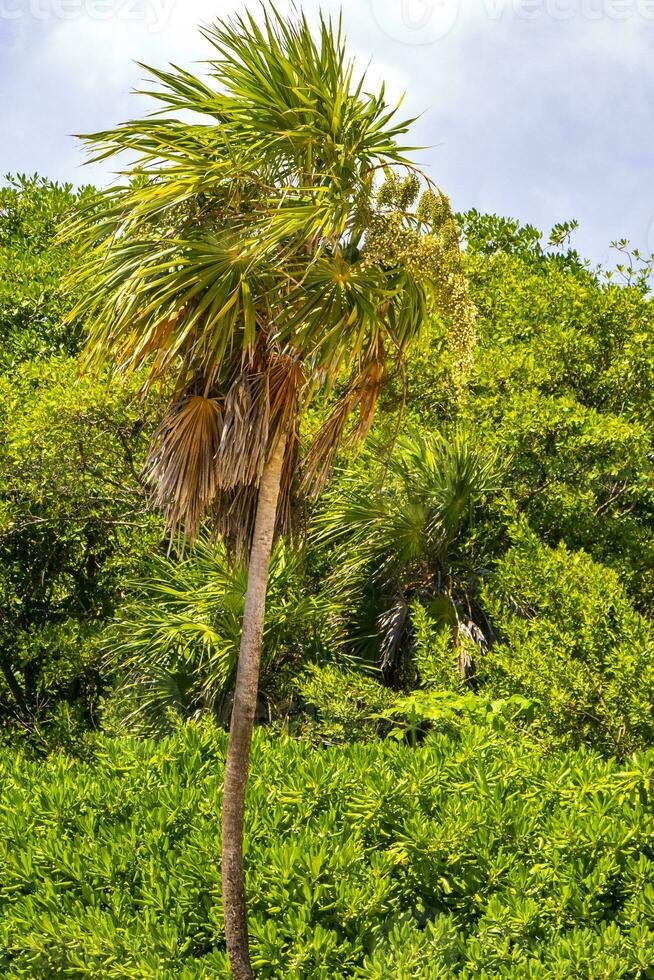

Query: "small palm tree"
<box><xmin>317</xmin><ymin>430</ymin><xmax>497</xmax><ymax>684</ymax></box>
<box><xmin>67</xmin><ymin>9</ymin><xmax>474</xmax><ymax>977</ymax></box>
<box><xmin>105</xmin><ymin>539</ymin><xmax>335</xmax><ymax>733</ymax></box>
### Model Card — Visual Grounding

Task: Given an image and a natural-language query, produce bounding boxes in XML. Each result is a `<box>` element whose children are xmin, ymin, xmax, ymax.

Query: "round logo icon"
<box><xmin>370</xmin><ymin>0</ymin><xmax>461</xmax><ymax>45</ymax></box>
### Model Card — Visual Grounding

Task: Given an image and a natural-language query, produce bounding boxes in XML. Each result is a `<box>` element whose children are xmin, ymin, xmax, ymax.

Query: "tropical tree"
<box><xmin>317</xmin><ymin>430</ymin><xmax>497</xmax><ymax>684</ymax></box>
<box><xmin>0</xmin><ymin>357</ymin><xmax>158</xmax><ymax>740</ymax></box>
<box><xmin>0</xmin><ymin>175</ymin><xmax>96</xmax><ymax>370</ymax></box>
<box><xmin>67</xmin><ymin>9</ymin><xmax>474</xmax><ymax>977</ymax></box>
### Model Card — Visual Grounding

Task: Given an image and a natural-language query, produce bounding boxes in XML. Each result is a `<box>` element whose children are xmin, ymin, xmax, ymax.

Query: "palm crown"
<box><xmin>316</xmin><ymin>430</ymin><xmax>498</xmax><ymax>683</ymax></box>
<box><xmin>68</xmin><ymin>8</ymin><xmax>474</xmax><ymax>550</ymax></box>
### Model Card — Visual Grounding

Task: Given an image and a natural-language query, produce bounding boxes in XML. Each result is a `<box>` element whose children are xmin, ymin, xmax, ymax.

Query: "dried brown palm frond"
<box><xmin>277</xmin><ymin>419</ymin><xmax>301</xmax><ymax>543</ymax></box>
<box><xmin>351</xmin><ymin>357</ymin><xmax>384</xmax><ymax>441</ymax></box>
<box><xmin>211</xmin><ymin>484</ymin><xmax>260</xmax><ymax>560</ymax></box>
<box><xmin>215</xmin><ymin>371</ymin><xmax>270</xmax><ymax>491</ymax></box>
<box><xmin>267</xmin><ymin>352</ymin><xmax>305</xmax><ymax>438</ymax></box>
<box><xmin>211</xmin><ymin>431</ymin><xmax>300</xmax><ymax>558</ymax></box>
<box><xmin>303</xmin><ymin>355</ymin><xmax>385</xmax><ymax>497</ymax></box>
<box><xmin>145</xmin><ymin>394</ymin><xmax>223</xmax><ymax>539</ymax></box>
<box><xmin>147</xmin><ymin>349</ymin><xmax>307</xmax><ymax>555</ymax></box>
<box><xmin>302</xmin><ymin>396</ymin><xmax>354</xmax><ymax>499</ymax></box>
<box><xmin>211</xmin><ymin>351</ymin><xmax>305</xmax><ymax>555</ymax></box>
<box><xmin>267</xmin><ymin>352</ymin><xmax>304</xmax><ymax>541</ymax></box>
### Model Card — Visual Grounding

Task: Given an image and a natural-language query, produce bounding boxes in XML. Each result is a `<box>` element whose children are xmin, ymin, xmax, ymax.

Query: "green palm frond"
<box><xmin>104</xmin><ymin>538</ymin><xmax>338</xmax><ymax>732</ymax></box>
<box><xmin>65</xmin><ymin>7</ymin><xmax>474</xmax><ymax>547</ymax></box>
<box><xmin>390</xmin><ymin>430</ymin><xmax>499</xmax><ymax>539</ymax></box>
<box><xmin>315</xmin><ymin>430</ymin><xmax>499</xmax><ymax>677</ymax></box>
<box><xmin>318</xmin><ymin>430</ymin><xmax>496</xmax><ymax>571</ymax></box>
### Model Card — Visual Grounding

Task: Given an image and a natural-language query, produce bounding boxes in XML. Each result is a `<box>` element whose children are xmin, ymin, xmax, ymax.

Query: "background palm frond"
<box><xmin>103</xmin><ymin>538</ymin><xmax>339</xmax><ymax>734</ymax></box>
<box><xmin>315</xmin><ymin>428</ymin><xmax>500</xmax><ymax>683</ymax></box>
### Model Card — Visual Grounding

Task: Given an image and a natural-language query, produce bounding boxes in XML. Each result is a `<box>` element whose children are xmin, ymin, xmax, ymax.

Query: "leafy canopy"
<box><xmin>0</xmin><ymin>175</ymin><xmax>95</xmax><ymax>370</ymax></box>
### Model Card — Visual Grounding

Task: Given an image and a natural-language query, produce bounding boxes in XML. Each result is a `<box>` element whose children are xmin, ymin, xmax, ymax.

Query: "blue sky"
<box><xmin>2</xmin><ymin>0</ymin><xmax>653</xmax><ymax>266</ymax></box>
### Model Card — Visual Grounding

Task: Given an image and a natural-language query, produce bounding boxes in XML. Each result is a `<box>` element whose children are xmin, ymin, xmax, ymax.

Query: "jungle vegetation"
<box><xmin>1</xmin><ymin>12</ymin><xmax>654</xmax><ymax>977</ymax></box>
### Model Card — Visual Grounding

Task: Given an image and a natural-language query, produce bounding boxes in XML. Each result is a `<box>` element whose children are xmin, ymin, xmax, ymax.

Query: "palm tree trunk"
<box><xmin>222</xmin><ymin>432</ymin><xmax>287</xmax><ymax>980</ymax></box>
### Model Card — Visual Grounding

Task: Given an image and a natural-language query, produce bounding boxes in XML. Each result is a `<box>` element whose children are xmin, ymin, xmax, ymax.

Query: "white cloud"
<box><xmin>1</xmin><ymin>0</ymin><xmax>653</xmax><ymax>261</ymax></box>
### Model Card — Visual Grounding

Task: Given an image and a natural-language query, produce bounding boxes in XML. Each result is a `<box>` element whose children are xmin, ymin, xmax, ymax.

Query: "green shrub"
<box><xmin>483</xmin><ymin>530</ymin><xmax>654</xmax><ymax>755</ymax></box>
<box><xmin>0</xmin><ymin>175</ymin><xmax>96</xmax><ymax>369</ymax></box>
<box><xmin>293</xmin><ymin>665</ymin><xmax>397</xmax><ymax>742</ymax></box>
<box><xmin>0</xmin><ymin>358</ymin><xmax>161</xmax><ymax>736</ymax></box>
<box><xmin>2</xmin><ymin>722</ymin><xmax>654</xmax><ymax>976</ymax></box>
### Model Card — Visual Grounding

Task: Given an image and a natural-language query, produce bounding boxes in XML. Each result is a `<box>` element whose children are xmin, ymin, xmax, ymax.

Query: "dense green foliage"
<box><xmin>0</xmin><ymin>178</ymin><xmax>162</xmax><ymax>743</ymax></box>
<box><xmin>482</xmin><ymin>529</ymin><xmax>654</xmax><ymax>755</ymax></box>
<box><xmin>1</xmin><ymin>175</ymin><xmax>654</xmax><ymax>975</ymax></box>
<box><xmin>2</xmin><ymin>178</ymin><xmax>654</xmax><ymax>755</ymax></box>
<box><xmin>456</xmin><ymin>216</ymin><xmax>654</xmax><ymax>610</ymax></box>
<box><xmin>0</xmin><ymin>176</ymin><xmax>95</xmax><ymax>369</ymax></box>
<box><xmin>3</xmin><ymin>722</ymin><xmax>654</xmax><ymax>978</ymax></box>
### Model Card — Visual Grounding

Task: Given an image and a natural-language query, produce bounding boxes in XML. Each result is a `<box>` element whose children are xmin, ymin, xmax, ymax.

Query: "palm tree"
<box><xmin>316</xmin><ymin>430</ymin><xmax>498</xmax><ymax>685</ymax></box>
<box><xmin>67</xmin><ymin>9</ymin><xmax>474</xmax><ymax>977</ymax></box>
